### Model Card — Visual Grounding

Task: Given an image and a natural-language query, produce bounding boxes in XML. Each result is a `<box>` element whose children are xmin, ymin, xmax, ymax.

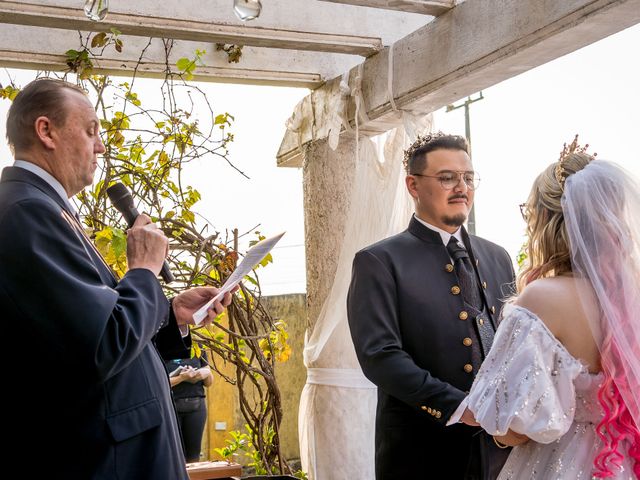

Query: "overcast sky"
<box><xmin>1</xmin><ymin>24</ymin><xmax>639</xmax><ymax>295</ymax></box>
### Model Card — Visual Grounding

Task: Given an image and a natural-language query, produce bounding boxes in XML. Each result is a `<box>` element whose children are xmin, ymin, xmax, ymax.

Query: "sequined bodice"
<box><xmin>573</xmin><ymin>371</ymin><xmax>603</xmax><ymax>424</ymax></box>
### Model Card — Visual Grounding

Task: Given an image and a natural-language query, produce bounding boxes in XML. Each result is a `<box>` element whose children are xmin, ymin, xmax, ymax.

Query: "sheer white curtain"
<box><xmin>299</xmin><ymin>114</ymin><xmax>433</xmax><ymax>480</ymax></box>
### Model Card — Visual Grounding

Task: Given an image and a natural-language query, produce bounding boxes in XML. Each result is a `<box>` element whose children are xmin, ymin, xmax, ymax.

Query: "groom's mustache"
<box><xmin>448</xmin><ymin>194</ymin><xmax>468</xmax><ymax>202</ymax></box>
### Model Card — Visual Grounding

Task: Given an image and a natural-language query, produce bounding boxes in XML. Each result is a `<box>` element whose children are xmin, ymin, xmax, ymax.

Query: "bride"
<box><xmin>449</xmin><ymin>137</ymin><xmax>640</xmax><ymax>479</ymax></box>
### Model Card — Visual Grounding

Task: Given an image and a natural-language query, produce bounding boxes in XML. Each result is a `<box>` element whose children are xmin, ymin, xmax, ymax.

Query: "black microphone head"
<box><xmin>106</xmin><ymin>183</ymin><xmax>134</xmax><ymax>213</ymax></box>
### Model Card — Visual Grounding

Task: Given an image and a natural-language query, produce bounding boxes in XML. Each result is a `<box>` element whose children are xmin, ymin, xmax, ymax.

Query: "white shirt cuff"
<box><xmin>446</xmin><ymin>397</ymin><xmax>469</xmax><ymax>426</ymax></box>
<box><xmin>179</xmin><ymin>324</ymin><xmax>190</xmax><ymax>337</ymax></box>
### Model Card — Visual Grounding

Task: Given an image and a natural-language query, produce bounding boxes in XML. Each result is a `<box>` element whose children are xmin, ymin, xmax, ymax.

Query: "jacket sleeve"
<box><xmin>154</xmin><ymin>301</ymin><xmax>192</xmax><ymax>360</ymax></box>
<box><xmin>347</xmin><ymin>249</ymin><xmax>466</xmax><ymax>424</ymax></box>
<box><xmin>0</xmin><ymin>198</ymin><xmax>170</xmax><ymax>384</ymax></box>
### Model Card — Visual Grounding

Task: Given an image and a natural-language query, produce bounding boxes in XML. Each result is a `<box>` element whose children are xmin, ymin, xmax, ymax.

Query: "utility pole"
<box><xmin>446</xmin><ymin>92</ymin><xmax>484</xmax><ymax>235</ymax></box>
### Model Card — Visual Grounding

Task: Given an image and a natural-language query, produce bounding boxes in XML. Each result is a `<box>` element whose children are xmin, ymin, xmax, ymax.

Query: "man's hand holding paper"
<box><xmin>192</xmin><ymin>232</ymin><xmax>286</xmax><ymax>324</ymax></box>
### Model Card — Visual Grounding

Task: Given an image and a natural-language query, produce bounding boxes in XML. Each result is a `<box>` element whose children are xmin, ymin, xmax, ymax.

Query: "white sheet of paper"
<box><xmin>192</xmin><ymin>231</ymin><xmax>286</xmax><ymax>324</ymax></box>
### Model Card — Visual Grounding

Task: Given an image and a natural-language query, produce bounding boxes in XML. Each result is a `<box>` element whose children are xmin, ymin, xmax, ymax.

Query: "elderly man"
<box><xmin>347</xmin><ymin>133</ymin><xmax>515</xmax><ymax>479</ymax></box>
<box><xmin>0</xmin><ymin>78</ymin><xmax>231</xmax><ymax>479</ymax></box>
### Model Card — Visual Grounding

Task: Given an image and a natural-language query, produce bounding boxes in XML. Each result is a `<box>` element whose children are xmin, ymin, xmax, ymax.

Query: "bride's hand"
<box><xmin>494</xmin><ymin>429</ymin><xmax>529</xmax><ymax>447</ymax></box>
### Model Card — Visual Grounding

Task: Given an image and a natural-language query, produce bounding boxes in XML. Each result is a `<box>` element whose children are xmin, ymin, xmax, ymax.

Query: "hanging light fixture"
<box><xmin>84</xmin><ymin>0</ymin><xmax>109</xmax><ymax>21</ymax></box>
<box><xmin>233</xmin><ymin>0</ymin><xmax>262</xmax><ymax>21</ymax></box>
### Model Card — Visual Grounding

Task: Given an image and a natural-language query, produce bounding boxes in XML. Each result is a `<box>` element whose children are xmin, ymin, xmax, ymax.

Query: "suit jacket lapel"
<box><xmin>2</xmin><ymin>166</ymin><xmax>70</xmax><ymax>212</ymax></box>
<box><xmin>2</xmin><ymin>167</ymin><xmax>118</xmax><ymax>283</ymax></box>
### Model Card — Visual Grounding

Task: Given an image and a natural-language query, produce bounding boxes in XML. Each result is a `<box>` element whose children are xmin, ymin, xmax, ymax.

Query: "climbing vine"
<box><xmin>1</xmin><ymin>30</ymin><xmax>295</xmax><ymax>476</ymax></box>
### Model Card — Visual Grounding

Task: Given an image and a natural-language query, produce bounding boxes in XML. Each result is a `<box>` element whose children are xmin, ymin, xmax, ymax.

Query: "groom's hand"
<box><xmin>460</xmin><ymin>407</ymin><xmax>480</xmax><ymax>426</ymax></box>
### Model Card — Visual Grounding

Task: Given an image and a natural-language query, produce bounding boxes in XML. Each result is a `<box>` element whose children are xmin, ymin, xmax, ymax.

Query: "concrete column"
<box><xmin>302</xmin><ymin>134</ymin><xmax>357</xmax><ymax>336</ymax></box>
<box><xmin>298</xmin><ymin>134</ymin><xmax>377</xmax><ymax>480</ymax></box>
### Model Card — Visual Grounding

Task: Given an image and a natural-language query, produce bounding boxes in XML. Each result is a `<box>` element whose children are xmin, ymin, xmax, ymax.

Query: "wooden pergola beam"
<box><xmin>0</xmin><ymin>0</ymin><xmax>382</xmax><ymax>56</ymax></box>
<box><xmin>0</xmin><ymin>49</ymin><xmax>322</xmax><ymax>88</ymax></box>
<box><xmin>317</xmin><ymin>0</ymin><xmax>454</xmax><ymax>16</ymax></box>
<box><xmin>0</xmin><ymin>22</ymin><xmax>371</xmax><ymax>88</ymax></box>
<box><xmin>277</xmin><ymin>0</ymin><xmax>640</xmax><ymax>167</ymax></box>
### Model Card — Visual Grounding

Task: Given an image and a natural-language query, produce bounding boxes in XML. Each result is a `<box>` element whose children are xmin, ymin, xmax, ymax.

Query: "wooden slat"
<box><xmin>186</xmin><ymin>461</ymin><xmax>242</xmax><ymax>480</ymax></box>
<box><xmin>0</xmin><ymin>49</ymin><xmax>323</xmax><ymax>88</ymax></box>
<box><xmin>318</xmin><ymin>0</ymin><xmax>454</xmax><ymax>16</ymax></box>
<box><xmin>0</xmin><ymin>21</ymin><xmax>368</xmax><ymax>88</ymax></box>
<box><xmin>0</xmin><ymin>0</ymin><xmax>382</xmax><ymax>56</ymax></box>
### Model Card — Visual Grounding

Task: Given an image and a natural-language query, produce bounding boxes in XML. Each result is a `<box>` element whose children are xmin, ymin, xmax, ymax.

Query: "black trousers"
<box><xmin>174</xmin><ymin>396</ymin><xmax>207</xmax><ymax>462</ymax></box>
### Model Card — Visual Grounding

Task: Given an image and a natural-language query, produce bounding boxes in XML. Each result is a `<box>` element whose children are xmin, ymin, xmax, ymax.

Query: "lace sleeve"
<box><xmin>461</xmin><ymin>304</ymin><xmax>585</xmax><ymax>444</ymax></box>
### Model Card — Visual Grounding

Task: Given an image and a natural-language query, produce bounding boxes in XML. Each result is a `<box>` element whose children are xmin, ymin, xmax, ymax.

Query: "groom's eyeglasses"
<box><xmin>411</xmin><ymin>170</ymin><xmax>480</xmax><ymax>190</ymax></box>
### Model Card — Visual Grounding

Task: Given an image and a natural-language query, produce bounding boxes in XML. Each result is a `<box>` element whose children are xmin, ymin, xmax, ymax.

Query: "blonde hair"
<box><xmin>517</xmin><ymin>152</ymin><xmax>594</xmax><ymax>291</ymax></box>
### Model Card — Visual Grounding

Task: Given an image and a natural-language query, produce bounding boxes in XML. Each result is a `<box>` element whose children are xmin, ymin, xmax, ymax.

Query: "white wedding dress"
<box><xmin>456</xmin><ymin>303</ymin><xmax>637</xmax><ymax>479</ymax></box>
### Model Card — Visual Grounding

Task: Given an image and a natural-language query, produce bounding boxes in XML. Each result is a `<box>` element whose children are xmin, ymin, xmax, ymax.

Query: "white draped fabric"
<box><xmin>298</xmin><ymin>114</ymin><xmax>433</xmax><ymax>480</ymax></box>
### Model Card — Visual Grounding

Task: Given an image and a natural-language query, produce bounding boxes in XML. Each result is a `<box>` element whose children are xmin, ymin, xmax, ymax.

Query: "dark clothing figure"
<box><xmin>0</xmin><ymin>167</ymin><xmax>190</xmax><ymax>479</ymax></box>
<box><xmin>2</xmin><ymin>78</ymin><xmax>232</xmax><ymax>480</ymax></box>
<box><xmin>164</xmin><ymin>353</ymin><xmax>211</xmax><ymax>462</ymax></box>
<box><xmin>347</xmin><ymin>216</ymin><xmax>516</xmax><ymax>479</ymax></box>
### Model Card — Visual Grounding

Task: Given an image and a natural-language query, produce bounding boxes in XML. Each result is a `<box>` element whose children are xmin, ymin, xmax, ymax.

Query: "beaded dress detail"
<box><xmin>457</xmin><ymin>304</ymin><xmax>636</xmax><ymax>479</ymax></box>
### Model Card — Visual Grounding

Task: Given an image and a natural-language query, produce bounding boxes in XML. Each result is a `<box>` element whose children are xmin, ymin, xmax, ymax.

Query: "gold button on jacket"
<box><xmin>459</xmin><ymin>311</ymin><xmax>468</xmax><ymax>320</ymax></box>
<box><xmin>463</xmin><ymin>364</ymin><xmax>473</xmax><ymax>373</ymax></box>
<box><xmin>445</xmin><ymin>263</ymin><xmax>454</xmax><ymax>273</ymax></box>
<box><xmin>451</xmin><ymin>285</ymin><xmax>461</xmax><ymax>295</ymax></box>
<box><xmin>463</xmin><ymin>337</ymin><xmax>472</xmax><ymax>347</ymax></box>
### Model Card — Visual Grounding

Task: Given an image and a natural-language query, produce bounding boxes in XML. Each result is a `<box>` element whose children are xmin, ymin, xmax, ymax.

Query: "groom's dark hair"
<box><xmin>404</xmin><ymin>132</ymin><xmax>469</xmax><ymax>174</ymax></box>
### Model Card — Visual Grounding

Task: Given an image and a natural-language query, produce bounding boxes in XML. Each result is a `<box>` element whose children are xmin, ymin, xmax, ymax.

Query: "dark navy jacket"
<box><xmin>348</xmin><ymin>216</ymin><xmax>515</xmax><ymax>479</ymax></box>
<box><xmin>0</xmin><ymin>167</ymin><xmax>190</xmax><ymax>479</ymax></box>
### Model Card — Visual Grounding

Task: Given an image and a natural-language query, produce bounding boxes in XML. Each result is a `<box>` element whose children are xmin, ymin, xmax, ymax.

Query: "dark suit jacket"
<box><xmin>0</xmin><ymin>167</ymin><xmax>190</xmax><ymax>479</ymax></box>
<box><xmin>347</xmin><ymin>216</ymin><xmax>515</xmax><ymax>479</ymax></box>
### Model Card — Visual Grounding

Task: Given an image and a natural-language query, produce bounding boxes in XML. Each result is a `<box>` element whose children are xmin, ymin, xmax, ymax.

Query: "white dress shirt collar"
<box><xmin>413</xmin><ymin>214</ymin><xmax>464</xmax><ymax>247</ymax></box>
<box><xmin>13</xmin><ymin>160</ymin><xmax>77</xmax><ymax>214</ymax></box>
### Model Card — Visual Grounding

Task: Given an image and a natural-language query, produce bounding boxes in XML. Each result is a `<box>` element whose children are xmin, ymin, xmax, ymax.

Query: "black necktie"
<box><xmin>446</xmin><ymin>236</ymin><xmax>483</xmax><ymax>311</ymax></box>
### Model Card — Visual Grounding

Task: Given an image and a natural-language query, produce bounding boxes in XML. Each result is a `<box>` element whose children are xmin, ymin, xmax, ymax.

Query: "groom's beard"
<box><xmin>443</xmin><ymin>213</ymin><xmax>467</xmax><ymax>228</ymax></box>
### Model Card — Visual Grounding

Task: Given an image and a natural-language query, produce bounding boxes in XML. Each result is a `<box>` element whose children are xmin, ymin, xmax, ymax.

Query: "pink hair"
<box><xmin>592</xmin><ymin>342</ymin><xmax>640</xmax><ymax>478</ymax></box>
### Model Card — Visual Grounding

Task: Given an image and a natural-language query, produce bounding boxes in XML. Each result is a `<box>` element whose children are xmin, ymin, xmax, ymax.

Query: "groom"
<box><xmin>347</xmin><ymin>133</ymin><xmax>515</xmax><ymax>479</ymax></box>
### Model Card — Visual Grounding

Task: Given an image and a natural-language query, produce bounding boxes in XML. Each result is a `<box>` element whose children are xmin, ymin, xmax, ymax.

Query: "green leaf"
<box><xmin>181</xmin><ymin>210</ymin><xmax>195</xmax><ymax>224</ymax></box>
<box><xmin>65</xmin><ymin>49</ymin><xmax>80</xmax><ymax>59</ymax></box>
<box><xmin>244</xmin><ymin>275</ymin><xmax>258</xmax><ymax>286</ymax></box>
<box><xmin>125</xmin><ymin>91</ymin><xmax>141</xmax><ymax>107</ymax></box>
<box><xmin>91</xmin><ymin>32</ymin><xmax>108</xmax><ymax>48</ymax></box>
<box><xmin>111</xmin><ymin>228</ymin><xmax>127</xmax><ymax>258</ymax></box>
<box><xmin>0</xmin><ymin>85</ymin><xmax>20</xmax><ymax>101</ymax></box>
<box><xmin>259</xmin><ymin>253</ymin><xmax>273</xmax><ymax>267</ymax></box>
<box><xmin>176</xmin><ymin>57</ymin><xmax>193</xmax><ymax>72</ymax></box>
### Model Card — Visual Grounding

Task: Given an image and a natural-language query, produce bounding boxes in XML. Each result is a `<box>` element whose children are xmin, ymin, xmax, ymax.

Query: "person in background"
<box><xmin>165</xmin><ymin>348</ymin><xmax>214</xmax><ymax>463</ymax></box>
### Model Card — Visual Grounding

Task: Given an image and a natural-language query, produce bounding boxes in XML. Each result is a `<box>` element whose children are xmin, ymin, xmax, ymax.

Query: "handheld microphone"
<box><xmin>106</xmin><ymin>182</ymin><xmax>175</xmax><ymax>283</ymax></box>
